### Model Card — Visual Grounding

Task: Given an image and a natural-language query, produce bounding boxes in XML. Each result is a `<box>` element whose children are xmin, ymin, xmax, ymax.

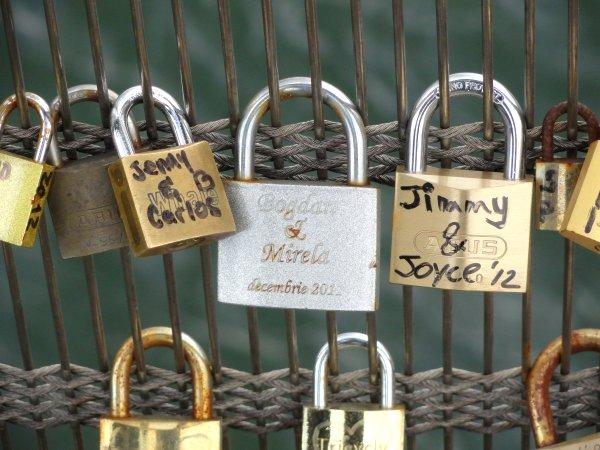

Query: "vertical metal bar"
<box><xmin>0</xmin><ymin>426</ymin><xmax>11</xmax><ymax>450</ymax></box>
<box><xmin>247</xmin><ymin>307</ymin><xmax>267</xmax><ymax>449</ymax></box>
<box><xmin>436</xmin><ymin>1</ymin><xmax>453</xmax><ymax>449</ymax></box>
<box><xmin>83</xmin><ymin>257</ymin><xmax>109</xmax><ymax>374</ymax></box>
<box><xmin>481</xmin><ymin>1</ymin><xmax>494</xmax><ymax>449</ymax></box>
<box><xmin>566</xmin><ymin>0</ymin><xmax>579</xmax><ymax>144</ymax></box>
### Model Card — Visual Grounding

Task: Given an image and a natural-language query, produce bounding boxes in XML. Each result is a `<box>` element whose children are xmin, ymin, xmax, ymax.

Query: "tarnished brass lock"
<box><xmin>535</xmin><ymin>101</ymin><xmax>599</xmax><ymax>230</ymax></box>
<box><xmin>218</xmin><ymin>77</ymin><xmax>380</xmax><ymax>311</ymax></box>
<box><xmin>0</xmin><ymin>92</ymin><xmax>55</xmax><ymax>247</ymax></box>
<box><xmin>47</xmin><ymin>85</ymin><xmax>141</xmax><ymax>258</ymax></box>
<box><xmin>390</xmin><ymin>72</ymin><xmax>533</xmax><ymax>292</ymax></box>
<box><xmin>528</xmin><ymin>328</ymin><xmax>600</xmax><ymax>448</ymax></box>
<box><xmin>108</xmin><ymin>86</ymin><xmax>235</xmax><ymax>257</ymax></box>
<box><xmin>301</xmin><ymin>332</ymin><xmax>405</xmax><ymax>449</ymax></box>
<box><xmin>100</xmin><ymin>326</ymin><xmax>221</xmax><ymax>449</ymax></box>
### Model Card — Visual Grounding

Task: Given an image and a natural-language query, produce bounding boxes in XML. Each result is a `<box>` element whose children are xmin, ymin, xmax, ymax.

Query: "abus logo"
<box><xmin>413</xmin><ymin>231</ymin><xmax>507</xmax><ymax>259</ymax></box>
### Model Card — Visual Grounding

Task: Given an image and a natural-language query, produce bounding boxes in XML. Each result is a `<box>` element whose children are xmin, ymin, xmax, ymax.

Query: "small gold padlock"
<box><xmin>528</xmin><ymin>328</ymin><xmax>600</xmax><ymax>448</ymax></box>
<box><xmin>0</xmin><ymin>92</ymin><xmax>55</xmax><ymax>247</ymax></box>
<box><xmin>535</xmin><ymin>101</ymin><xmax>599</xmax><ymax>230</ymax></box>
<box><xmin>390</xmin><ymin>72</ymin><xmax>533</xmax><ymax>292</ymax></box>
<box><xmin>302</xmin><ymin>333</ymin><xmax>405</xmax><ymax>450</ymax></box>
<box><xmin>108</xmin><ymin>86</ymin><xmax>235</xmax><ymax>257</ymax></box>
<box><xmin>100</xmin><ymin>326</ymin><xmax>221</xmax><ymax>449</ymax></box>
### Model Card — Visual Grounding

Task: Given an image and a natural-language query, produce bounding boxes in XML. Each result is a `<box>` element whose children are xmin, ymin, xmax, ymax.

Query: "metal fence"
<box><xmin>1</xmin><ymin>0</ymin><xmax>599</xmax><ymax>449</ymax></box>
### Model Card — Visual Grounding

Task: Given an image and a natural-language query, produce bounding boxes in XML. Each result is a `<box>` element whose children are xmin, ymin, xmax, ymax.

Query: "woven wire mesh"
<box><xmin>1</xmin><ymin>1</ymin><xmax>600</xmax><ymax>450</ymax></box>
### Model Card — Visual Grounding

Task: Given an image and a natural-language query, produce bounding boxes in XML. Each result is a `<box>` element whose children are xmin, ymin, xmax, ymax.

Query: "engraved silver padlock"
<box><xmin>217</xmin><ymin>77</ymin><xmax>380</xmax><ymax>310</ymax></box>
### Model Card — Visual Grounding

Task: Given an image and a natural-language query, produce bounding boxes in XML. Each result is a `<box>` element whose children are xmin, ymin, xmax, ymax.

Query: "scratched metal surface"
<box><xmin>1</xmin><ymin>1</ymin><xmax>600</xmax><ymax>450</ymax></box>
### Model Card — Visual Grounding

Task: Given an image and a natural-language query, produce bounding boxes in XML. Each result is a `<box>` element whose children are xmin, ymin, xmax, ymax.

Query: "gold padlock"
<box><xmin>535</xmin><ymin>101</ymin><xmax>599</xmax><ymax>230</ymax></box>
<box><xmin>390</xmin><ymin>72</ymin><xmax>533</xmax><ymax>292</ymax></box>
<box><xmin>100</xmin><ymin>326</ymin><xmax>221</xmax><ymax>449</ymax></box>
<box><xmin>0</xmin><ymin>92</ymin><xmax>55</xmax><ymax>247</ymax></box>
<box><xmin>302</xmin><ymin>333</ymin><xmax>405</xmax><ymax>450</ymax></box>
<box><xmin>108</xmin><ymin>86</ymin><xmax>235</xmax><ymax>257</ymax></box>
<box><xmin>528</xmin><ymin>328</ymin><xmax>600</xmax><ymax>448</ymax></box>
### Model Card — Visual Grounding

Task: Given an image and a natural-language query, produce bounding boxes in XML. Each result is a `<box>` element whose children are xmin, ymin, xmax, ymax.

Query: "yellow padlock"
<box><xmin>0</xmin><ymin>92</ymin><xmax>55</xmax><ymax>247</ymax></box>
<box><xmin>528</xmin><ymin>329</ymin><xmax>600</xmax><ymax>448</ymax></box>
<box><xmin>99</xmin><ymin>327</ymin><xmax>221</xmax><ymax>449</ymax></box>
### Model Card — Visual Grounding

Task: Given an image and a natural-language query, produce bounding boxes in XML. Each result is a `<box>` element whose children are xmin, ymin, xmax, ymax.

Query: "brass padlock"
<box><xmin>47</xmin><ymin>84</ymin><xmax>141</xmax><ymax>258</ymax></box>
<box><xmin>0</xmin><ymin>92</ymin><xmax>55</xmax><ymax>247</ymax></box>
<box><xmin>535</xmin><ymin>101</ymin><xmax>599</xmax><ymax>230</ymax></box>
<box><xmin>108</xmin><ymin>86</ymin><xmax>235</xmax><ymax>257</ymax></box>
<box><xmin>100</xmin><ymin>326</ymin><xmax>221</xmax><ymax>449</ymax></box>
<box><xmin>528</xmin><ymin>328</ymin><xmax>600</xmax><ymax>448</ymax></box>
<box><xmin>390</xmin><ymin>72</ymin><xmax>533</xmax><ymax>292</ymax></box>
<box><xmin>301</xmin><ymin>332</ymin><xmax>405</xmax><ymax>449</ymax></box>
<box><xmin>217</xmin><ymin>77</ymin><xmax>380</xmax><ymax>311</ymax></box>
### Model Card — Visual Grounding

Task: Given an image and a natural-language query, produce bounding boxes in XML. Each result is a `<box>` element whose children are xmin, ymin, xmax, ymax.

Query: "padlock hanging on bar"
<box><xmin>47</xmin><ymin>85</ymin><xmax>142</xmax><ymax>259</ymax></box>
<box><xmin>301</xmin><ymin>333</ymin><xmax>405</xmax><ymax>449</ymax></box>
<box><xmin>389</xmin><ymin>72</ymin><xmax>533</xmax><ymax>293</ymax></box>
<box><xmin>535</xmin><ymin>101</ymin><xmax>599</xmax><ymax>231</ymax></box>
<box><xmin>0</xmin><ymin>92</ymin><xmax>55</xmax><ymax>247</ymax></box>
<box><xmin>108</xmin><ymin>86</ymin><xmax>235</xmax><ymax>257</ymax></box>
<box><xmin>217</xmin><ymin>77</ymin><xmax>380</xmax><ymax>311</ymax></box>
<box><xmin>99</xmin><ymin>326</ymin><xmax>221</xmax><ymax>449</ymax></box>
<box><xmin>527</xmin><ymin>329</ymin><xmax>600</xmax><ymax>449</ymax></box>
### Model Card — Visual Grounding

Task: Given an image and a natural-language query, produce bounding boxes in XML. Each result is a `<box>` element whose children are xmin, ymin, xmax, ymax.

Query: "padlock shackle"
<box><xmin>0</xmin><ymin>92</ymin><xmax>53</xmax><ymax>164</ymax></box>
<box><xmin>110</xmin><ymin>326</ymin><xmax>213</xmax><ymax>421</ymax></box>
<box><xmin>111</xmin><ymin>85</ymin><xmax>193</xmax><ymax>158</ymax></box>
<box><xmin>49</xmin><ymin>84</ymin><xmax>142</xmax><ymax>168</ymax></box>
<box><xmin>527</xmin><ymin>329</ymin><xmax>600</xmax><ymax>447</ymax></box>
<box><xmin>541</xmin><ymin>101</ymin><xmax>599</xmax><ymax>162</ymax></box>
<box><xmin>235</xmin><ymin>76</ymin><xmax>368</xmax><ymax>186</ymax></box>
<box><xmin>313</xmin><ymin>332</ymin><xmax>395</xmax><ymax>409</ymax></box>
<box><xmin>406</xmin><ymin>72</ymin><xmax>526</xmax><ymax>181</ymax></box>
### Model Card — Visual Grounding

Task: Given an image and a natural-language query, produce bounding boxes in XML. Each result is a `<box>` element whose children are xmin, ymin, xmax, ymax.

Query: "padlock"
<box><xmin>535</xmin><ymin>101</ymin><xmax>599</xmax><ymax>230</ymax></box>
<box><xmin>108</xmin><ymin>86</ymin><xmax>235</xmax><ymax>257</ymax></box>
<box><xmin>389</xmin><ymin>72</ymin><xmax>533</xmax><ymax>292</ymax></box>
<box><xmin>47</xmin><ymin>85</ymin><xmax>142</xmax><ymax>258</ymax></box>
<box><xmin>301</xmin><ymin>332</ymin><xmax>405</xmax><ymax>450</ymax></box>
<box><xmin>99</xmin><ymin>326</ymin><xmax>221</xmax><ymax>449</ymax></box>
<box><xmin>217</xmin><ymin>77</ymin><xmax>380</xmax><ymax>311</ymax></box>
<box><xmin>528</xmin><ymin>328</ymin><xmax>600</xmax><ymax>448</ymax></box>
<box><xmin>0</xmin><ymin>92</ymin><xmax>55</xmax><ymax>247</ymax></box>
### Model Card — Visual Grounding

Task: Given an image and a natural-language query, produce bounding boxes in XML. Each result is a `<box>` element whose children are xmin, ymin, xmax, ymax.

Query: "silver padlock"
<box><xmin>217</xmin><ymin>77</ymin><xmax>380</xmax><ymax>311</ymax></box>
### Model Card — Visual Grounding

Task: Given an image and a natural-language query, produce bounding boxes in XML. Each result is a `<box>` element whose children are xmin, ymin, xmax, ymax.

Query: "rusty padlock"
<box><xmin>528</xmin><ymin>328</ymin><xmax>600</xmax><ymax>448</ymax></box>
<box><xmin>47</xmin><ymin>84</ymin><xmax>141</xmax><ymax>258</ymax></box>
<box><xmin>108</xmin><ymin>86</ymin><xmax>235</xmax><ymax>257</ymax></box>
<box><xmin>389</xmin><ymin>72</ymin><xmax>533</xmax><ymax>292</ymax></box>
<box><xmin>100</xmin><ymin>326</ymin><xmax>221</xmax><ymax>449</ymax></box>
<box><xmin>301</xmin><ymin>332</ymin><xmax>405</xmax><ymax>449</ymax></box>
<box><xmin>217</xmin><ymin>77</ymin><xmax>380</xmax><ymax>311</ymax></box>
<box><xmin>0</xmin><ymin>92</ymin><xmax>55</xmax><ymax>247</ymax></box>
<box><xmin>535</xmin><ymin>101</ymin><xmax>599</xmax><ymax>230</ymax></box>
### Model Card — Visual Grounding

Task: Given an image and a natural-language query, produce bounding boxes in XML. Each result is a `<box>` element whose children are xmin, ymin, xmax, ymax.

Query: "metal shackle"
<box><xmin>406</xmin><ymin>72</ymin><xmax>526</xmax><ymax>181</ymax></box>
<box><xmin>541</xmin><ymin>101</ymin><xmax>599</xmax><ymax>162</ymax></box>
<box><xmin>111</xmin><ymin>85</ymin><xmax>193</xmax><ymax>158</ymax></box>
<box><xmin>0</xmin><ymin>92</ymin><xmax>53</xmax><ymax>164</ymax></box>
<box><xmin>110</xmin><ymin>326</ymin><xmax>213</xmax><ymax>421</ymax></box>
<box><xmin>235</xmin><ymin>76</ymin><xmax>368</xmax><ymax>186</ymax></box>
<box><xmin>49</xmin><ymin>84</ymin><xmax>142</xmax><ymax>167</ymax></box>
<box><xmin>527</xmin><ymin>329</ymin><xmax>600</xmax><ymax>447</ymax></box>
<box><xmin>313</xmin><ymin>332</ymin><xmax>395</xmax><ymax>409</ymax></box>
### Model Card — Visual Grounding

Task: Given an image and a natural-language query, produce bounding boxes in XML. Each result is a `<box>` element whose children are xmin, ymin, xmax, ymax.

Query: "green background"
<box><xmin>1</xmin><ymin>1</ymin><xmax>600</xmax><ymax>449</ymax></box>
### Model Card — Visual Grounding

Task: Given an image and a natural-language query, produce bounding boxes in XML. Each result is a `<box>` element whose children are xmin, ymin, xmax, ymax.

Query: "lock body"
<box><xmin>561</xmin><ymin>142</ymin><xmax>600</xmax><ymax>253</ymax></box>
<box><xmin>100</xmin><ymin>415</ymin><xmax>221</xmax><ymax>449</ymax></box>
<box><xmin>109</xmin><ymin>141</ymin><xmax>235</xmax><ymax>256</ymax></box>
<box><xmin>48</xmin><ymin>153</ymin><xmax>127</xmax><ymax>258</ymax></box>
<box><xmin>302</xmin><ymin>404</ymin><xmax>405</xmax><ymax>450</ymax></box>
<box><xmin>390</xmin><ymin>166</ymin><xmax>533</xmax><ymax>292</ymax></box>
<box><xmin>535</xmin><ymin>159</ymin><xmax>582</xmax><ymax>230</ymax></box>
<box><xmin>0</xmin><ymin>151</ymin><xmax>54</xmax><ymax>247</ymax></box>
<box><xmin>217</xmin><ymin>180</ymin><xmax>380</xmax><ymax>310</ymax></box>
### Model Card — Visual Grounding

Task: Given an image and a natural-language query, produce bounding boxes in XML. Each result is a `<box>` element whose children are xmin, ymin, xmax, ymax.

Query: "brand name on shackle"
<box><xmin>316</xmin><ymin>439</ymin><xmax>389</xmax><ymax>450</ymax></box>
<box><xmin>398</xmin><ymin>182</ymin><xmax>509</xmax><ymax>229</ymax></box>
<box><xmin>257</xmin><ymin>193</ymin><xmax>338</xmax><ymax>219</ymax></box>
<box><xmin>436</xmin><ymin>80</ymin><xmax>504</xmax><ymax>103</ymax></box>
